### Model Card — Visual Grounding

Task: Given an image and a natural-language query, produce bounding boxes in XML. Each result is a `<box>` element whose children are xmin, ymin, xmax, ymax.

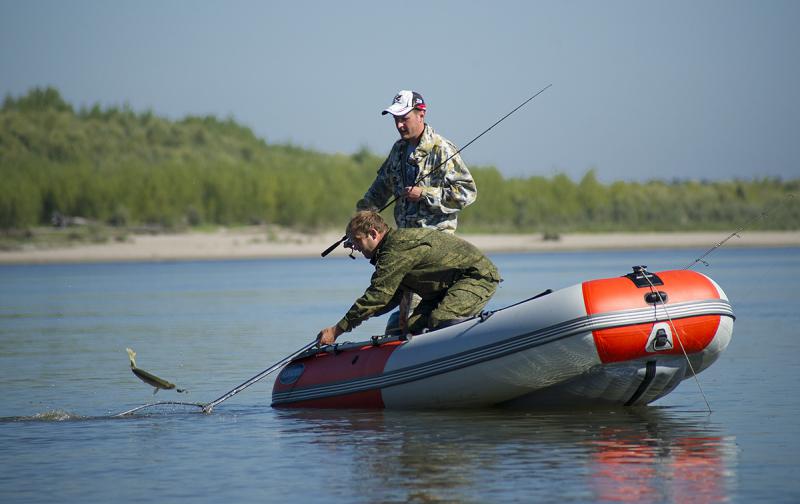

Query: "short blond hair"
<box><xmin>347</xmin><ymin>210</ymin><xmax>389</xmax><ymax>238</ymax></box>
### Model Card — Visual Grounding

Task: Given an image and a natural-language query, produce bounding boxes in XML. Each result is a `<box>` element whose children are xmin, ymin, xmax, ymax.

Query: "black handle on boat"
<box><xmin>644</xmin><ymin>291</ymin><xmax>669</xmax><ymax>305</ymax></box>
<box><xmin>320</xmin><ymin>84</ymin><xmax>552</xmax><ymax>258</ymax></box>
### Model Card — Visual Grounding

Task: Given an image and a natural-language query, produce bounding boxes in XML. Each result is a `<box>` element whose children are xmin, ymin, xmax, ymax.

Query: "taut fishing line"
<box><xmin>652</xmin><ymin>192</ymin><xmax>796</xmax><ymax>413</ymax></box>
<box><xmin>643</xmin><ymin>274</ymin><xmax>713</xmax><ymax>414</ymax></box>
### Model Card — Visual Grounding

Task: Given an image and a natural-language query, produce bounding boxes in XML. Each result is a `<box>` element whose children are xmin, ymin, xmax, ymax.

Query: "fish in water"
<box><xmin>126</xmin><ymin>348</ymin><xmax>187</xmax><ymax>394</ymax></box>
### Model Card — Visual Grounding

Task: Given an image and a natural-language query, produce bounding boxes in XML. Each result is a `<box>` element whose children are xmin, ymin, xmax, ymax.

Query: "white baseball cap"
<box><xmin>382</xmin><ymin>90</ymin><xmax>426</xmax><ymax>116</ymax></box>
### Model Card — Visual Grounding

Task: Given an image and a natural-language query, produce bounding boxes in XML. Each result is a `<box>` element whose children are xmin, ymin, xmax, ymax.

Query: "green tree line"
<box><xmin>2</xmin><ymin>87</ymin><xmax>798</xmax><ymax>232</ymax></box>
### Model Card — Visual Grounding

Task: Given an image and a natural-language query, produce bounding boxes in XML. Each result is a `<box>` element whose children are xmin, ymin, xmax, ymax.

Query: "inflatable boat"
<box><xmin>272</xmin><ymin>266</ymin><xmax>734</xmax><ymax>409</ymax></box>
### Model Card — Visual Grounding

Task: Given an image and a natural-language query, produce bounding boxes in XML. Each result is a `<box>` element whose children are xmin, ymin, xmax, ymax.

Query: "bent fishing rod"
<box><xmin>115</xmin><ymin>340</ymin><xmax>317</xmax><ymax>416</ymax></box>
<box><xmin>321</xmin><ymin>83</ymin><xmax>553</xmax><ymax>258</ymax></box>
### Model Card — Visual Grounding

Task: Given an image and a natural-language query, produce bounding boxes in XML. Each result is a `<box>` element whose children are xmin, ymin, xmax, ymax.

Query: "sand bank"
<box><xmin>1</xmin><ymin>229</ymin><xmax>798</xmax><ymax>264</ymax></box>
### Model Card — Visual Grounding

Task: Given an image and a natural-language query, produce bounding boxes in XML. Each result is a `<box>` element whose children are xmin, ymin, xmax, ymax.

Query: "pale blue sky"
<box><xmin>2</xmin><ymin>0</ymin><xmax>798</xmax><ymax>182</ymax></box>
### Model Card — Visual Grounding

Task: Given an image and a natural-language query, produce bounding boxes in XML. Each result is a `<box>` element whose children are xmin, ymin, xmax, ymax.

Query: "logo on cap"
<box><xmin>382</xmin><ymin>90</ymin><xmax>425</xmax><ymax>116</ymax></box>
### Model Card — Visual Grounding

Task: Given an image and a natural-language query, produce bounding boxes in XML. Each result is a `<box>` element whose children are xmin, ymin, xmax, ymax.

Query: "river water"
<box><xmin>1</xmin><ymin>247</ymin><xmax>798</xmax><ymax>503</ymax></box>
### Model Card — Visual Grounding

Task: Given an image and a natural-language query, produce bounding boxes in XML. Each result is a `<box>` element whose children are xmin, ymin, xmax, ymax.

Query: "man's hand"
<box><xmin>403</xmin><ymin>186</ymin><xmax>423</xmax><ymax>202</ymax></box>
<box><xmin>398</xmin><ymin>290</ymin><xmax>411</xmax><ymax>334</ymax></box>
<box><xmin>317</xmin><ymin>325</ymin><xmax>343</xmax><ymax>346</ymax></box>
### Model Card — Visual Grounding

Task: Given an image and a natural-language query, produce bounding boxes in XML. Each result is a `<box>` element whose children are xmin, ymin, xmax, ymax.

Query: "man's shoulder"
<box><xmin>393</xmin><ymin>227</ymin><xmax>467</xmax><ymax>248</ymax></box>
<box><xmin>383</xmin><ymin>227</ymin><xmax>437</xmax><ymax>249</ymax></box>
<box><xmin>421</xmin><ymin>125</ymin><xmax>455</xmax><ymax>150</ymax></box>
<box><xmin>394</xmin><ymin>227</ymin><xmax>436</xmax><ymax>238</ymax></box>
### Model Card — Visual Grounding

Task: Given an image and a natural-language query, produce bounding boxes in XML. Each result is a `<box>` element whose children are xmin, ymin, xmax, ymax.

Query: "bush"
<box><xmin>2</xmin><ymin>87</ymin><xmax>798</xmax><ymax>232</ymax></box>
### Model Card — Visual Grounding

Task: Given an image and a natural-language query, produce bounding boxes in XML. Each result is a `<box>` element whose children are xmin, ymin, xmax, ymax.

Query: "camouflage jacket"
<box><xmin>336</xmin><ymin>228</ymin><xmax>500</xmax><ymax>332</ymax></box>
<box><xmin>356</xmin><ymin>125</ymin><xmax>476</xmax><ymax>232</ymax></box>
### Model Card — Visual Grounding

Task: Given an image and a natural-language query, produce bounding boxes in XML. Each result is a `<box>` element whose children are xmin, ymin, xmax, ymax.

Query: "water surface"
<box><xmin>1</xmin><ymin>248</ymin><xmax>798</xmax><ymax>502</ymax></box>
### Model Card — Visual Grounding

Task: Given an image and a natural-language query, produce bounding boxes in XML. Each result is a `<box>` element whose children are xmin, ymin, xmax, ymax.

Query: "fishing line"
<box><xmin>393</xmin><ymin>83</ymin><xmax>554</xmax><ymax>209</ymax></box>
<box><xmin>643</xmin><ymin>274</ymin><xmax>713</xmax><ymax>414</ymax></box>
<box><xmin>115</xmin><ymin>341</ymin><xmax>317</xmax><ymax>417</ymax></box>
<box><xmin>677</xmin><ymin>193</ymin><xmax>795</xmax><ymax>412</ymax></box>
<box><xmin>685</xmin><ymin>193</ymin><xmax>795</xmax><ymax>270</ymax></box>
<box><xmin>643</xmin><ymin>193</ymin><xmax>795</xmax><ymax>413</ymax></box>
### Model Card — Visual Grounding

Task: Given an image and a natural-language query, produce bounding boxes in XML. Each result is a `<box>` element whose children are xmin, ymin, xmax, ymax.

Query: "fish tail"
<box><xmin>126</xmin><ymin>348</ymin><xmax>137</xmax><ymax>368</ymax></box>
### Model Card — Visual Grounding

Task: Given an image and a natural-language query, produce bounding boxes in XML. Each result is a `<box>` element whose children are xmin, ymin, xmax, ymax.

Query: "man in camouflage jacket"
<box><xmin>356</xmin><ymin>90</ymin><xmax>477</xmax><ymax>233</ymax></box>
<box><xmin>317</xmin><ymin>211</ymin><xmax>499</xmax><ymax>345</ymax></box>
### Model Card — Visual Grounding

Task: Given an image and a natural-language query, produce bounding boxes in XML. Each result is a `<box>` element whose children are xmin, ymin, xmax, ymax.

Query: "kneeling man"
<box><xmin>317</xmin><ymin>211</ymin><xmax>500</xmax><ymax>345</ymax></box>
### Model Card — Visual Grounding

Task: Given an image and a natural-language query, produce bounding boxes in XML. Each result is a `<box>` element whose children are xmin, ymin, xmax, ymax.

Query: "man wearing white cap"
<box><xmin>355</xmin><ymin>90</ymin><xmax>478</xmax><ymax>334</ymax></box>
<box><xmin>356</xmin><ymin>90</ymin><xmax>477</xmax><ymax>233</ymax></box>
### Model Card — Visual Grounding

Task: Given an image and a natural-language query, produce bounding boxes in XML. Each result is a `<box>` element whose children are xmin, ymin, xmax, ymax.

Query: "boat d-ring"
<box><xmin>646</xmin><ymin>323</ymin><xmax>674</xmax><ymax>352</ymax></box>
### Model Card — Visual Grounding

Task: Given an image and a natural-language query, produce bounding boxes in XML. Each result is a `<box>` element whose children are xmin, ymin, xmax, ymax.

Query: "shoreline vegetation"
<box><xmin>2</xmin><ymin>87</ymin><xmax>798</xmax><ymax>265</ymax></box>
<box><xmin>1</xmin><ymin>226</ymin><xmax>798</xmax><ymax>264</ymax></box>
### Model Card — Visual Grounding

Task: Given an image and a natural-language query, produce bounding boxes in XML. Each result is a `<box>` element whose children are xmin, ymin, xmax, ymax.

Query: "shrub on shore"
<box><xmin>2</xmin><ymin>87</ymin><xmax>798</xmax><ymax>233</ymax></box>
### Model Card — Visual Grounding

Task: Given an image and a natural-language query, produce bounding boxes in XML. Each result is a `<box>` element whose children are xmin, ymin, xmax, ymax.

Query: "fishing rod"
<box><xmin>640</xmin><ymin>192</ymin><xmax>796</xmax><ymax>414</ymax></box>
<box><xmin>685</xmin><ymin>192</ymin><xmax>795</xmax><ymax>270</ymax></box>
<box><xmin>321</xmin><ymin>83</ymin><xmax>553</xmax><ymax>258</ymax></box>
<box><xmin>115</xmin><ymin>340</ymin><xmax>317</xmax><ymax>416</ymax></box>
<box><xmin>640</xmin><ymin>273</ymin><xmax>713</xmax><ymax>414</ymax></box>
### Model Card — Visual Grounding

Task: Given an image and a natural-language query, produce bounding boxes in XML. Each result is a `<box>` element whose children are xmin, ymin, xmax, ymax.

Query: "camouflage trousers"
<box><xmin>385</xmin><ymin>292</ymin><xmax>418</xmax><ymax>336</ymax></box>
<box><xmin>400</xmin><ymin>276</ymin><xmax>498</xmax><ymax>334</ymax></box>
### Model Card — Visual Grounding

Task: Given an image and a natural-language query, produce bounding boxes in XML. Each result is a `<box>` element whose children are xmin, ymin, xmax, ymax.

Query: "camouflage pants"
<box><xmin>406</xmin><ymin>276</ymin><xmax>498</xmax><ymax>334</ymax></box>
<box><xmin>385</xmin><ymin>292</ymin><xmax>419</xmax><ymax>336</ymax></box>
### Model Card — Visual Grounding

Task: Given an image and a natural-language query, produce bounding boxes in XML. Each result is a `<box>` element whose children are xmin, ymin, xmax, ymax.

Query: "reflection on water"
<box><xmin>0</xmin><ymin>389</ymin><xmax>743</xmax><ymax>503</ymax></box>
<box><xmin>274</xmin><ymin>406</ymin><xmax>736</xmax><ymax>503</ymax></box>
<box><xmin>2</xmin><ymin>249</ymin><xmax>797</xmax><ymax>502</ymax></box>
<box><xmin>584</xmin><ymin>414</ymin><xmax>735</xmax><ymax>503</ymax></box>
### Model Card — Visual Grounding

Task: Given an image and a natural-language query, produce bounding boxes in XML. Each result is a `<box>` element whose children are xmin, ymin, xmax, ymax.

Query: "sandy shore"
<box><xmin>1</xmin><ymin>228</ymin><xmax>798</xmax><ymax>264</ymax></box>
